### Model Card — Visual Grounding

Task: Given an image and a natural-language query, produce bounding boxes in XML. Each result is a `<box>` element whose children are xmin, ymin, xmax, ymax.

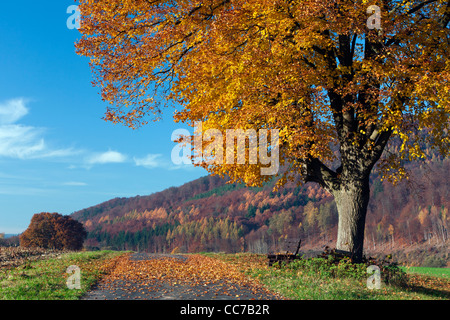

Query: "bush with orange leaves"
<box><xmin>20</xmin><ymin>212</ymin><xmax>87</xmax><ymax>250</ymax></box>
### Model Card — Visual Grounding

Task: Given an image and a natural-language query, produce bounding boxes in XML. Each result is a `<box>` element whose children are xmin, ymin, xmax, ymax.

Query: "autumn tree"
<box><xmin>76</xmin><ymin>0</ymin><xmax>449</xmax><ymax>261</ymax></box>
<box><xmin>20</xmin><ymin>212</ymin><xmax>87</xmax><ymax>250</ymax></box>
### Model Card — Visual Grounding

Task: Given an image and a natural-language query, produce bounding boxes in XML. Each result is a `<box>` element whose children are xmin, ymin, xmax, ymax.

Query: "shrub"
<box><xmin>422</xmin><ymin>256</ymin><xmax>447</xmax><ymax>268</ymax></box>
<box><xmin>280</xmin><ymin>247</ymin><xmax>407</xmax><ymax>286</ymax></box>
<box><xmin>20</xmin><ymin>212</ymin><xmax>87</xmax><ymax>250</ymax></box>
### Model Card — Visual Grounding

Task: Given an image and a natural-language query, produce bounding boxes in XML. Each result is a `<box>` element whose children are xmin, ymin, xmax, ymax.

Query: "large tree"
<box><xmin>76</xmin><ymin>0</ymin><xmax>449</xmax><ymax>261</ymax></box>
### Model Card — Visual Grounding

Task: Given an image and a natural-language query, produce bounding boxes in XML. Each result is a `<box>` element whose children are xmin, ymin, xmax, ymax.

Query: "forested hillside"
<box><xmin>72</xmin><ymin>155</ymin><xmax>449</xmax><ymax>264</ymax></box>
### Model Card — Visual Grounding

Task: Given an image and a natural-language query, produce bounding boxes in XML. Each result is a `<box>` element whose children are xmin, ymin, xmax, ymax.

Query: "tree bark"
<box><xmin>333</xmin><ymin>176</ymin><xmax>370</xmax><ymax>262</ymax></box>
<box><xmin>303</xmin><ymin>157</ymin><xmax>374</xmax><ymax>262</ymax></box>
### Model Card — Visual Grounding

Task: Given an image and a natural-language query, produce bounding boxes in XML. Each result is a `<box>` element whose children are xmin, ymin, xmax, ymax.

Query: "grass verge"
<box><xmin>0</xmin><ymin>250</ymin><xmax>127</xmax><ymax>300</ymax></box>
<box><xmin>204</xmin><ymin>253</ymin><xmax>450</xmax><ymax>300</ymax></box>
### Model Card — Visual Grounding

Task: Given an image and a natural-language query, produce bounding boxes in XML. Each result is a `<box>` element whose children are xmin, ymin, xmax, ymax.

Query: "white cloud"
<box><xmin>168</xmin><ymin>162</ymin><xmax>196</xmax><ymax>170</ymax></box>
<box><xmin>133</xmin><ymin>153</ymin><xmax>197</xmax><ymax>171</ymax></box>
<box><xmin>0</xmin><ymin>99</ymin><xmax>76</xmax><ymax>159</ymax></box>
<box><xmin>0</xmin><ymin>98</ymin><xmax>29</xmax><ymax>124</ymax></box>
<box><xmin>86</xmin><ymin>150</ymin><xmax>127</xmax><ymax>165</ymax></box>
<box><xmin>62</xmin><ymin>181</ymin><xmax>87</xmax><ymax>186</ymax></box>
<box><xmin>134</xmin><ymin>154</ymin><xmax>164</xmax><ymax>168</ymax></box>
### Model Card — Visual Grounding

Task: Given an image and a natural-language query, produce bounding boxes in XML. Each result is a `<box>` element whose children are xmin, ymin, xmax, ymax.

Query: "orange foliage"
<box><xmin>20</xmin><ymin>212</ymin><xmax>87</xmax><ymax>250</ymax></box>
<box><xmin>98</xmin><ymin>254</ymin><xmax>278</xmax><ymax>299</ymax></box>
<box><xmin>76</xmin><ymin>0</ymin><xmax>449</xmax><ymax>187</ymax></box>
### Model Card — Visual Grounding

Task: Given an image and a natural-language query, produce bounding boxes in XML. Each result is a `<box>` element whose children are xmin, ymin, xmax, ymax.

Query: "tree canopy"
<box><xmin>77</xmin><ymin>0</ymin><xmax>449</xmax><ymax>186</ymax></box>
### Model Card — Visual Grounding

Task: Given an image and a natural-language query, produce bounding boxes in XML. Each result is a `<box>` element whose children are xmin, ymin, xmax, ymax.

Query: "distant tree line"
<box><xmin>0</xmin><ymin>235</ymin><xmax>19</xmax><ymax>247</ymax></box>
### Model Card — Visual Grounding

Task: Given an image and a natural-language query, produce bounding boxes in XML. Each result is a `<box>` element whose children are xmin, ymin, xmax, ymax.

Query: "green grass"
<box><xmin>0</xmin><ymin>250</ymin><xmax>126</xmax><ymax>300</ymax></box>
<box><xmin>204</xmin><ymin>253</ymin><xmax>450</xmax><ymax>300</ymax></box>
<box><xmin>401</xmin><ymin>266</ymin><xmax>450</xmax><ymax>279</ymax></box>
<box><xmin>249</xmin><ymin>264</ymin><xmax>427</xmax><ymax>300</ymax></box>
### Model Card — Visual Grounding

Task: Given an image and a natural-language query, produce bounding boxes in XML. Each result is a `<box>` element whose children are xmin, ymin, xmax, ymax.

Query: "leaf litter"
<box><xmin>84</xmin><ymin>253</ymin><xmax>283</xmax><ymax>300</ymax></box>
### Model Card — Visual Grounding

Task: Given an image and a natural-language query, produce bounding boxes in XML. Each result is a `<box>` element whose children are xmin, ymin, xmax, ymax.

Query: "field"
<box><xmin>0</xmin><ymin>248</ymin><xmax>449</xmax><ymax>300</ymax></box>
<box><xmin>0</xmin><ymin>248</ymin><xmax>125</xmax><ymax>300</ymax></box>
<box><xmin>401</xmin><ymin>266</ymin><xmax>450</xmax><ymax>279</ymax></box>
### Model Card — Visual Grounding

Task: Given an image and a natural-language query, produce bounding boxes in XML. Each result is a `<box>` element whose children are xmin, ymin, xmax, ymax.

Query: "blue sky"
<box><xmin>0</xmin><ymin>1</ymin><xmax>206</xmax><ymax>234</ymax></box>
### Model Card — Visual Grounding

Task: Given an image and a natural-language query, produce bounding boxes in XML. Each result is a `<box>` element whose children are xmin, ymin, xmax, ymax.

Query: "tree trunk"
<box><xmin>333</xmin><ymin>177</ymin><xmax>370</xmax><ymax>262</ymax></box>
<box><xmin>303</xmin><ymin>155</ymin><xmax>382</xmax><ymax>263</ymax></box>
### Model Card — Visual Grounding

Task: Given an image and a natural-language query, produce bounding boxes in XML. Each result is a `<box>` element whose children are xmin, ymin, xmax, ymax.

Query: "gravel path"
<box><xmin>82</xmin><ymin>252</ymin><xmax>283</xmax><ymax>300</ymax></box>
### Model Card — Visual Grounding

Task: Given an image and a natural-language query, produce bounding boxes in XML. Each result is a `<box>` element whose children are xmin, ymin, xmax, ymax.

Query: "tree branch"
<box><xmin>438</xmin><ymin>0</ymin><xmax>450</xmax><ymax>28</ymax></box>
<box><xmin>368</xmin><ymin>128</ymin><xmax>393</xmax><ymax>169</ymax></box>
<box><xmin>304</xmin><ymin>157</ymin><xmax>340</xmax><ymax>192</ymax></box>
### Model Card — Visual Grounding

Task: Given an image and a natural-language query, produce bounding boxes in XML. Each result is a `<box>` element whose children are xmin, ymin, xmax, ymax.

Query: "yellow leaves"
<box><xmin>77</xmin><ymin>0</ymin><xmax>450</xmax><ymax>189</ymax></box>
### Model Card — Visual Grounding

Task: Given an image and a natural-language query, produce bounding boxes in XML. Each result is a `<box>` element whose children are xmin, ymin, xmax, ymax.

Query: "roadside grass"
<box><xmin>0</xmin><ymin>250</ymin><xmax>127</xmax><ymax>300</ymax></box>
<box><xmin>203</xmin><ymin>253</ymin><xmax>450</xmax><ymax>300</ymax></box>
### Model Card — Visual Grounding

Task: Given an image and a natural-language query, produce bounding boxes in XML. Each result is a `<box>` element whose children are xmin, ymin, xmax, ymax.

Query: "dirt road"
<box><xmin>82</xmin><ymin>252</ymin><xmax>283</xmax><ymax>300</ymax></box>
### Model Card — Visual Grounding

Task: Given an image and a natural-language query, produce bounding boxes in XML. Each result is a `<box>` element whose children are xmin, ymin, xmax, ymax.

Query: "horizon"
<box><xmin>0</xmin><ymin>1</ymin><xmax>206</xmax><ymax>234</ymax></box>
